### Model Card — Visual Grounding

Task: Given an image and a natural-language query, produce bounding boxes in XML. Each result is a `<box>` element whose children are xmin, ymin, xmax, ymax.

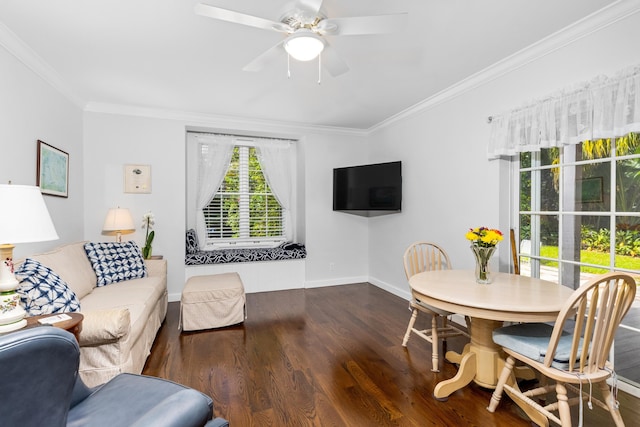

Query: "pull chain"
<box><xmin>287</xmin><ymin>53</ymin><xmax>291</xmax><ymax>79</ymax></box>
<box><xmin>318</xmin><ymin>52</ymin><xmax>322</xmax><ymax>85</ymax></box>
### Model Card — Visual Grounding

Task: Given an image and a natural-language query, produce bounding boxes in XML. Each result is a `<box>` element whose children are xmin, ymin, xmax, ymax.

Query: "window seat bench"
<box><xmin>185</xmin><ymin>229</ymin><xmax>306</xmax><ymax>266</ymax></box>
<box><xmin>185</xmin><ymin>245</ymin><xmax>306</xmax><ymax>265</ymax></box>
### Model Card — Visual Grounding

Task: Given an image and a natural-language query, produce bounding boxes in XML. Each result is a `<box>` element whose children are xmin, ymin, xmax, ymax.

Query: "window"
<box><xmin>186</xmin><ymin>132</ymin><xmax>295</xmax><ymax>250</ymax></box>
<box><xmin>516</xmin><ymin>132</ymin><xmax>640</xmax><ymax>285</ymax></box>
<box><xmin>203</xmin><ymin>145</ymin><xmax>284</xmax><ymax>247</ymax></box>
<box><xmin>513</xmin><ymin>132</ymin><xmax>640</xmax><ymax>392</ymax></box>
<box><xmin>493</xmin><ymin>64</ymin><xmax>640</xmax><ymax>396</ymax></box>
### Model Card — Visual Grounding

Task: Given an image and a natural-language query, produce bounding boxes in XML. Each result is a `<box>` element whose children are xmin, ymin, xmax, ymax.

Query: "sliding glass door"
<box><xmin>514</xmin><ymin>133</ymin><xmax>640</xmax><ymax>394</ymax></box>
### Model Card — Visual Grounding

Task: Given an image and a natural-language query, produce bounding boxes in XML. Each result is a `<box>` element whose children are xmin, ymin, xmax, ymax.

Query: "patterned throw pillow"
<box><xmin>84</xmin><ymin>241</ymin><xmax>147</xmax><ymax>287</ymax></box>
<box><xmin>15</xmin><ymin>258</ymin><xmax>81</xmax><ymax>316</ymax></box>
<box><xmin>186</xmin><ymin>229</ymin><xmax>199</xmax><ymax>254</ymax></box>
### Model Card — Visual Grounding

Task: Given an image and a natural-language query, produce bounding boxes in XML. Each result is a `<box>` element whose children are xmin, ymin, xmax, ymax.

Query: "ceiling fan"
<box><xmin>194</xmin><ymin>0</ymin><xmax>407</xmax><ymax>77</ymax></box>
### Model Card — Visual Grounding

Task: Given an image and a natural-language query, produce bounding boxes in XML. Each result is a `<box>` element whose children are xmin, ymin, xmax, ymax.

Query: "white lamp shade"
<box><xmin>103</xmin><ymin>208</ymin><xmax>135</xmax><ymax>233</ymax></box>
<box><xmin>284</xmin><ymin>29</ymin><xmax>324</xmax><ymax>61</ymax></box>
<box><xmin>0</xmin><ymin>184</ymin><xmax>58</xmax><ymax>244</ymax></box>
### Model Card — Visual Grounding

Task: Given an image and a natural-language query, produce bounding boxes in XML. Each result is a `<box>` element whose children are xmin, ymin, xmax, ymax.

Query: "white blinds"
<box><xmin>488</xmin><ymin>65</ymin><xmax>640</xmax><ymax>158</ymax></box>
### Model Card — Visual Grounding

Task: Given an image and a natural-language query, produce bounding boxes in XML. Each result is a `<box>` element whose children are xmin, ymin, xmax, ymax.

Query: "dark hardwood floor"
<box><xmin>615</xmin><ymin>300</ymin><xmax>640</xmax><ymax>385</ymax></box>
<box><xmin>143</xmin><ymin>283</ymin><xmax>639</xmax><ymax>426</ymax></box>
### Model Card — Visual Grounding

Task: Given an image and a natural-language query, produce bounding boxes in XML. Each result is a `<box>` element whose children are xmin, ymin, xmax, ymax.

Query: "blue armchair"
<box><xmin>0</xmin><ymin>326</ymin><xmax>229</xmax><ymax>427</ymax></box>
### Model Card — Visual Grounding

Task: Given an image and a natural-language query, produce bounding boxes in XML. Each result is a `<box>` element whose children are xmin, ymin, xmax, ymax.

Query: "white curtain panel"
<box><xmin>488</xmin><ymin>65</ymin><xmax>640</xmax><ymax>158</ymax></box>
<box><xmin>255</xmin><ymin>139</ymin><xmax>294</xmax><ymax>241</ymax></box>
<box><xmin>193</xmin><ymin>134</ymin><xmax>234</xmax><ymax>248</ymax></box>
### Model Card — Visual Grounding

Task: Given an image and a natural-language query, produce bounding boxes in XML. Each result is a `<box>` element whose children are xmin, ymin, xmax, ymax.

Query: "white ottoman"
<box><xmin>180</xmin><ymin>272</ymin><xmax>246</xmax><ymax>331</ymax></box>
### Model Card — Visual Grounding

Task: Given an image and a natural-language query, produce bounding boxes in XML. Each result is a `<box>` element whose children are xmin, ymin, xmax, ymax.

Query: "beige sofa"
<box><xmin>18</xmin><ymin>241</ymin><xmax>168</xmax><ymax>387</ymax></box>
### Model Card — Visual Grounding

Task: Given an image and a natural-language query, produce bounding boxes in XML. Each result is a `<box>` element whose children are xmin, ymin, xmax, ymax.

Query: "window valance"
<box><xmin>488</xmin><ymin>65</ymin><xmax>640</xmax><ymax>158</ymax></box>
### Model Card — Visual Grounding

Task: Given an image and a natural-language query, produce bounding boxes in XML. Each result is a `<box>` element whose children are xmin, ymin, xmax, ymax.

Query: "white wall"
<box><xmin>82</xmin><ymin>112</ymin><xmax>371</xmax><ymax>299</ymax></box>
<box><xmin>368</xmin><ymin>11</ymin><xmax>640</xmax><ymax>298</ymax></box>
<box><xmin>0</xmin><ymin>45</ymin><xmax>84</xmax><ymax>258</ymax></box>
<box><xmin>82</xmin><ymin>113</ymin><xmax>186</xmax><ymax>297</ymax></box>
<box><xmin>303</xmin><ymin>133</ymin><xmax>370</xmax><ymax>287</ymax></box>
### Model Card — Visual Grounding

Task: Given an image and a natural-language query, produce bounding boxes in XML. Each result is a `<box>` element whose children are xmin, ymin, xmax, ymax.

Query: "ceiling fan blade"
<box><xmin>321</xmin><ymin>44</ymin><xmax>349</xmax><ymax>77</ymax></box>
<box><xmin>318</xmin><ymin>13</ymin><xmax>408</xmax><ymax>36</ymax></box>
<box><xmin>194</xmin><ymin>3</ymin><xmax>291</xmax><ymax>33</ymax></box>
<box><xmin>296</xmin><ymin>0</ymin><xmax>324</xmax><ymax>16</ymax></box>
<box><xmin>242</xmin><ymin>41</ymin><xmax>285</xmax><ymax>72</ymax></box>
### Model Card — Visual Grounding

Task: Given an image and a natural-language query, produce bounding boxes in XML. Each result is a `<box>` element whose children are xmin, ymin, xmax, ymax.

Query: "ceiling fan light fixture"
<box><xmin>284</xmin><ymin>29</ymin><xmax>324</xmax><ymax>61</ymax></box>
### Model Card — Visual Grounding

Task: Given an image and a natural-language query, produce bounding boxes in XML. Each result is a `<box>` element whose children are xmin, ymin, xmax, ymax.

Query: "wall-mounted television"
<box><xmin>333</xmin><ymin>161</ymin><xmax>402</xmax><ymax>217</ymax></box>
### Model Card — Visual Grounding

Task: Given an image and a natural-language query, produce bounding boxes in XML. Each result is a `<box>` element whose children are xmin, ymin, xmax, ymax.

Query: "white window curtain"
<box><xmin>488</xmin><ymin>64</ymin><xmax>640</xmax><ymax>158</ymax></box>
<box><xmin>255</xmin><ymin>139</ymin><xmax>294</xmax><ymax>241</ymax></box>
<box><xmin>193</xmin><ymin>133</ymin><xmax>234</xmax><ymax>248</ymax></box>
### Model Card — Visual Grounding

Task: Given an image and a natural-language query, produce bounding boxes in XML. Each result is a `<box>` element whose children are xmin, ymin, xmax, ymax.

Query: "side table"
<box><xmin>26</xmin><ymin>312</ymin><xmax>84</xmax><ymax>341</ymax></box>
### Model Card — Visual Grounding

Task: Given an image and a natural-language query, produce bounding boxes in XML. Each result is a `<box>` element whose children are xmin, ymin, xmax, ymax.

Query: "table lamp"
<box><xmin>102</xmin><ymin>207</ymin><xmax>135</xmax><ymax>242</ymax></box>
<box><xmin>0</xmin><ymin>184</ymin><xmax>59</xmax><ymax>332</ymax></box>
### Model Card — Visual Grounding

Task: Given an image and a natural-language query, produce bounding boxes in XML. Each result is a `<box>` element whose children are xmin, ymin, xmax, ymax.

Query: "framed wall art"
<box><xmin>124</xmin><ymin>164</ymin><xmax>152</xmax><ymax>193</ymax></box>
<box><xmin>37</xmin><ymin>140</ymin><xmax>69</xmax><ymax>198</ymax></box>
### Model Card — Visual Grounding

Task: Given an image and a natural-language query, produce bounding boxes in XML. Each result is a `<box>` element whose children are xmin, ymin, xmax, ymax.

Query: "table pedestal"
<box><xmin>434</xmin><ymin>318</ymin><xmax>503</xmax><ymax>399</ymax></box>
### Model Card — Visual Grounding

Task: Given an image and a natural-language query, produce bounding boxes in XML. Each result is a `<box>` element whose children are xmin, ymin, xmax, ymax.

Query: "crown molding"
<box><xmin>0</xmin><ymin>22</ymin><xmax>85</xmax><ymax>108</ymax></box>
<box><xmin>369</xmin><ymin>0</ymin><xmax>640</xmax><ymax>134</ymax></box>
<box><xmin>84</xmin><ymin>102</ymin><xmax>368</xmax><ymax>137</ymax></box>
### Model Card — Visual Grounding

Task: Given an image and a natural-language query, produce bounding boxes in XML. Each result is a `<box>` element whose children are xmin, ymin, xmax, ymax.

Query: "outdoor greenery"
<box><xmin>581</xmin><ymin>226</ymin><xmax>640</xmax><ymax>256</ymax></box>
<box><xmin>538</xmin><ymin>245</ymin><xmax>640</xmax><ymax>274</ymax></box>
<box><xmin>520</xmin><ymin>132</ymin><xmax>640</xmax><ymax>275</ymax></box>
<box><xmin>206</xmin><ymin>146</ymin><xmax>283</xmax><ymax>239</ymax></box>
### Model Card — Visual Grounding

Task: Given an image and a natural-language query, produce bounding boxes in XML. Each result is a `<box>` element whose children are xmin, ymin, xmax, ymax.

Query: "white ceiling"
<box><xmin>0</xmin><ymin>0</ymin><xmax>619</xmax><ymax>130</ymax></box>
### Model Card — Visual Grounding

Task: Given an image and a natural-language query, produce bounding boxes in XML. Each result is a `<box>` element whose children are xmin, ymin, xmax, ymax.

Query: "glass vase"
<box><xmin>471</xmin><ymin>245</ymin><xmax>496</xmax><ymax>284</ymax></box>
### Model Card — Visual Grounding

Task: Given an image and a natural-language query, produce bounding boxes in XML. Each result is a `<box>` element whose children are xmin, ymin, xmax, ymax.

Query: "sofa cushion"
<box><xmin>84</xmin><ymin>242</ymin><xmax>147</xmax><ymax>287</ymax></box>
<box><xmin>80</xmin><ymin>274</ymin><xmax>167</xmax><ymax>342</ymax></box>
<box><xmin>25</xmin><ymin>241</ymin><xmax>97</xmax><ymax>300</ymax></box>
<box><xmin>15</xmin><ymin>258</ymin><xmax>81</xmax><ymax>315</ymax></box>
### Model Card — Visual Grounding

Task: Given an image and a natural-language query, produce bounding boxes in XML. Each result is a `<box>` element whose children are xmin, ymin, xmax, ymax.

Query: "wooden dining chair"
<box><xmin>487</xmin><ymin>272</ymin><xmax>636</xmax><ymax>427</ymax></box>
<box><xmin>401</xmin><ymin>242</ymin><xmax>470</xmax><ymax>372</ymax></box>
<box><xmin>510</xmin><ymin>229</ymin><xmax>520</xmax><ymax>275</ymax></box>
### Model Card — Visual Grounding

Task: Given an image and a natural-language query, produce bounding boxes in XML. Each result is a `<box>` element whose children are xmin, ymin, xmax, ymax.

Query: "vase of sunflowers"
<box><xmin>465</xmin><ymin>227</ymin><xmax>503</xmax><ymax>284</ymax></box>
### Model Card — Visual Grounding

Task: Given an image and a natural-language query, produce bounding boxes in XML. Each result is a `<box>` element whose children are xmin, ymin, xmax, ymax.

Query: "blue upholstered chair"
<box><xmin>487</xmin><ymin>272</ymin><xmax>636</xmax><ymax>427</ymax></box>
<box><xmin>0</xmin><ymin>326</ymin><xmax>229</xmax><ymax>427</ymax></box>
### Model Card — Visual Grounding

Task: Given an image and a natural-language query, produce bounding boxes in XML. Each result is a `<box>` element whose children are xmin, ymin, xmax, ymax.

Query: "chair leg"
<box><xmin>555</xmin><ymin>382</ymin><xmax>571</xmax><ymax>427</ymax></box>
<box><xmin>599</xmin><ymin>381</ymin><xmax>625</xmax><ymax>427</ymax></box>
<box><xmin>402</xmin><ymin>308</ymin><xmax>418</xmax><ymax>347</ymax></box>
<box><xmin>431</xmin><ymin>315</ymin><xmax>439</xmax><ymax>372</ymax></box>
<box><xmin>488</xmin><ymin>355</ymin><xmax>515</xmax><ymax>412</ymax></box>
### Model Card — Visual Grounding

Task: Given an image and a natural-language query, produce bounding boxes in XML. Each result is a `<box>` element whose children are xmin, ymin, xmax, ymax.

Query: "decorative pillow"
<box><xmin>279</xmin><ymin>242</ymin><xmax>304</xmax><ymax>251</ymax></box>
<box><xmin>84</xmin><ymin>241</ymin><xmax>147</xmax><ymax>287</ymax></box>
<box><xmin>15</xmin><ymin>258</ymin><xmax>81</xmax><ymax>316</ymax></box>
<box><xmin>186</xmin><ymin>229</ymin><xmax>199</xmax><ymax>254</ymax></box>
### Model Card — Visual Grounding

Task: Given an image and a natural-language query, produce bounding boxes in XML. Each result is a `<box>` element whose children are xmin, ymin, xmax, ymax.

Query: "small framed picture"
<box><xmin>37</xmin><ymin>140</ymin><xmax>69</xmax><ymax>198</ymax></box>
<box><xmin>124</xmin><ymin>164</ymin><xmax>152</xmax><ymax>193</ymax></box>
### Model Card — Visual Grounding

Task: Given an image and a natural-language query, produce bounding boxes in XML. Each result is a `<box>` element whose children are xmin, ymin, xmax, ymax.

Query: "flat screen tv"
<box><xmin>333</xmin><ymin>161</ymin><xmax>402</xmax><ymax>217</ymax></box>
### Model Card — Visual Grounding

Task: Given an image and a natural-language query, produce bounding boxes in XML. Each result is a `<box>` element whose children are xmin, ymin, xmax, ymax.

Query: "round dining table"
<box><xmin>408</xmin><ymin>269</ymin><xmax>575</xmax><ymax>402</ymax></box>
